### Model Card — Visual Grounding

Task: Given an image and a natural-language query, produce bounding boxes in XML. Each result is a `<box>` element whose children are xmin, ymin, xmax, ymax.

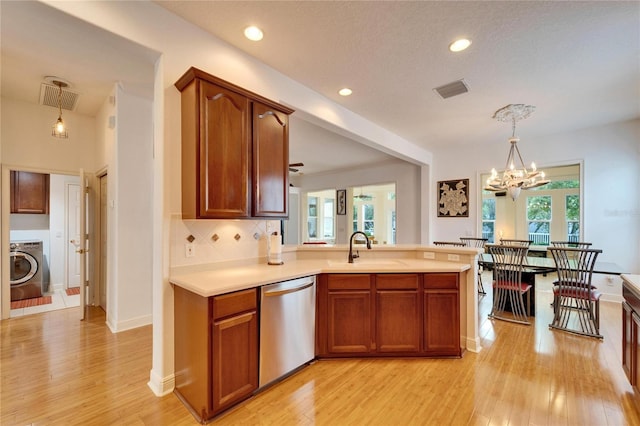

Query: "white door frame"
<box><xmin>0</xmin><ymin>166</ymin><xmax>94</xmax><ymax>319</ymax></box>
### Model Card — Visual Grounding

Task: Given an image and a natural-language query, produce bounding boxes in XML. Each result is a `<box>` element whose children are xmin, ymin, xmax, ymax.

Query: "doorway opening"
<box><xmin>7</xmin><ymin>169</ymin><xmax>92</xmax><ymax>318</ymax></box>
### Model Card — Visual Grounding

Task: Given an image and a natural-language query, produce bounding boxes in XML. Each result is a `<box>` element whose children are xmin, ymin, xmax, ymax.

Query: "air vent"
<box><xmin>433</xmin><ymin>79</ymin><xmax>469</xmax><ymax>99</ymax></box>
<box><xmin>39</xmin><ymin>83</ymin><xmax>79</xmax><ymax>111</ymax></box>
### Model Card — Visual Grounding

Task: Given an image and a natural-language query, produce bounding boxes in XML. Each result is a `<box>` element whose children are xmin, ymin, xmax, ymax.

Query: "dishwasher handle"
<box><xmin>263</xmin><ymin>277</ymin><xmax>315</xmax><ymax>297</ymax></box>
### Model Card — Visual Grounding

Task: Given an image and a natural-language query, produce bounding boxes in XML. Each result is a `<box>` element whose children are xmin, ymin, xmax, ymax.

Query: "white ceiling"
<box><xmin>2</xmin><ymin>1</ymin><xmax>638</xmax><ymax>176</ymax></box>
<box><xmin>0</xmin><ymin>1</ymin><xmax>158</xmax><ymax>115</ymax></box>
<box><xmin>154</xmin><ymin>0</ymin><xmax>640</xmax><ymax>150</ymax></box>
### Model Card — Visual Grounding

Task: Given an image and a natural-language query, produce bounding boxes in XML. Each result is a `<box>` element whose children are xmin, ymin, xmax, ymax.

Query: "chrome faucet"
<box><xmin>348</xmin><ymin>231</ymin><xmax>372</xmax><ymax>263</ymax></box>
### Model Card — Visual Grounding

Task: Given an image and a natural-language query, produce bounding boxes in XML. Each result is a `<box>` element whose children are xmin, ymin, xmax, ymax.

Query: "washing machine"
<box><xmin>9</xmin><ymin>240</ymin><xmax>44</xmax><ymax>301</ymax></box>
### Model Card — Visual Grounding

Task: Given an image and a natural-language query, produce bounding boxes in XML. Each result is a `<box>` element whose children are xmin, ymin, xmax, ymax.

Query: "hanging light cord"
<box><xmin>57</xmin><ymin>83</ymin><xmax>63</xmax><ymax>118</ymax></box>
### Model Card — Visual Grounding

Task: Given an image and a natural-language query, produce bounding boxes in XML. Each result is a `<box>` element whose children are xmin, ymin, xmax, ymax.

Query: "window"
<box><xmin>323</xmin><ymin>199</ymin><xmax>335</xmax><ymax>238</ymax></box>
<box><xmin>482</xmin><ymin>198</ymin><xmax>496</xmax><ymax>243</ymax></box>
<box><xmin>363</xmin><ymin>204</ymin><xmax>374</xmax><ymax>235</ymax></box>
<box><xmin>306</xmin><ymin>189</ymin><xmax>336</xmax><ymax>243</ymax></box>
<box><xmin>350</xmin><ymin>183</ymin><xmax>396</xmax><ymax>244</ymax></box>
<box><xmin>527</xmin><ymin>196</ymin><xmax>551</xmax><ymax>245</ymax></box>
<box><xmin>307</xmin><ymin>196</ymin><xmax>318</xmax><ymax>239</ymax></box>
<box><xmin>479</xmin><ymin>165</ymin><xmax>580</xmax><ymax>246</ymax></box>
<box><xmin>566</xmin><ymin>195</ymin><xmax>580</xmax><ymax>242</ymax></box>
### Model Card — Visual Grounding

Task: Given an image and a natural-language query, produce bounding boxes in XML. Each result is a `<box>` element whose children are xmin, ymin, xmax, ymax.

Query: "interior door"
<box><xmin>67</xmin><ymin>183</ymin><xmax>81</xmax><ymax>288</ymax></box>
<box><xmin>79</xmin><ymin>169</ymin><xmax>88</xmax><ymax>320</ymax></box>
<box><xmin>99</xmin><ymin>173</ymin><xmax>107</xmax><ymax>311</ymax></box>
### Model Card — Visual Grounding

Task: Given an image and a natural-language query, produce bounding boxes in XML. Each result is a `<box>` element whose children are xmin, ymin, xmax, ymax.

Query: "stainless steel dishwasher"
<box><xmin>259</xmin><ymin>275</ymin><xmax>316</xmax><ymax>388</ymax></box>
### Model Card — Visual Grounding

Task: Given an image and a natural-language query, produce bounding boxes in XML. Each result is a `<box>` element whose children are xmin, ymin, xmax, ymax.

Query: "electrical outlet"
<box><xmin>447</xmin><ymin>254</ymin><xmax>460</xmax><ymax>261</ymax></box>
<box><xmin>423</xmin><ymin>252</ymin><xmax>435</xmax><ymax>259</ymax></box>
<box><xmin>185</xmin><ymin>243</ymin><xmax>195</xmax><ymax>258</ymax></box>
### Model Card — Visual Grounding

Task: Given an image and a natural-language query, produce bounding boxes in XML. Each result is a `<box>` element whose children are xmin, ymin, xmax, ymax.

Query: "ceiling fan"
<box><xmin>353</xmin><ymin>187</ymin><xmax>374</xmax><ymax>201</ymax></box>
<box><xmin>289</xmin><ymin>162</ymin><xmax>304</xmax><ymax>173</ymax></box>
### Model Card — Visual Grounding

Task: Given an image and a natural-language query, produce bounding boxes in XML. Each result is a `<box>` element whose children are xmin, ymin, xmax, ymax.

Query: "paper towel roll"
<box><xmin>268</xmin><ymin>234</ymin><xmax>283</xmax><ymax>265</ymax></box>
<box><xmin>269</xmin><ymin>234</ymin><xmax>282</xmax><ymax>254</ymax></box>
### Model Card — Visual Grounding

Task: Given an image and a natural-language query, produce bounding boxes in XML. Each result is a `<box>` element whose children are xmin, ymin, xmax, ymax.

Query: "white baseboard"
<box><xmin>463</xmin><ymin>336</ymin><xmax>482</xmax><ymax>353</ymax></box>
<box><xmin>148</xmin><ymin>369</ymin><xmax>175</xmax><ymax>397</ymax></box>
<box><xmin>105</xmin><ymin>314</ymin><xmax>152</xmax><ymax>333</ymax></box>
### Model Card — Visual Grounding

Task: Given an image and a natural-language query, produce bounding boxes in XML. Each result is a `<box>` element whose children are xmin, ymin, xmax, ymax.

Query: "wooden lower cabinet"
<box><xmin>622</xmin><ymin>301</ymin><xmax>636</xmax><ymax>384</ymax></box>
<box><xmin>622</xmin><ymin>280</ymin><xmax>640</xmax><ymax>391</ymax></box>
<box><xmin>376</xmin><ymin>274</ymin><xmax>420</xmax><ymax>353</ymax></box>
<box><xmin>211</xmin><ymin>292</ymin><xmax>258</xmax><ymax>413</ymax></box>
<box><xmin>317</xmin><ymin>272</ymin><xmax>460</xmax><ymax>358</ymax></box>
<box><xmin>174</xmin><ymin>286</ymin><xmax>258</xmax><ymax>422</ymax></box>
<box><xmin>424</xmin><ymin>273</ymin><xmax>461</xmax><ymax>356</ymax></box>
<box><xmin>324</xmin><ymin>274</ymin><xmax>373</xmax><ymax>354</ymax></box>
<box><xmin>622</xmin><ymin>300</ymin><xmax>640</xmax><ymax>388</ymax></box>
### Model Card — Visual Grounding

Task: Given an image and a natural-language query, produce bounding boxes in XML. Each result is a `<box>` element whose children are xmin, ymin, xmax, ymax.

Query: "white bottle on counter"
<box><xmin>268</xmin><ymin>232</ymin><xmax>283</xmax><ymax>265</ymax></box>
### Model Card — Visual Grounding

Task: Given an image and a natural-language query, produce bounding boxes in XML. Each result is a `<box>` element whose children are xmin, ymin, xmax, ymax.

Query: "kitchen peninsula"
<box><xmin>170</xmin><ymin>244</ymin><xmax>481</xmax><ymax>422</ymax></box>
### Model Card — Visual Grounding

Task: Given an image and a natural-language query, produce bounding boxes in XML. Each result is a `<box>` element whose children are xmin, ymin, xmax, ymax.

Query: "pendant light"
<box><xmin>51</xmin><ymin>80</ymin><xmax>69</xmax><ymax>139</ymax></box>
<box><xmin>484</xmin><ymin>104</ymin><xmax>548</xmax><ymax>201</ymax></box>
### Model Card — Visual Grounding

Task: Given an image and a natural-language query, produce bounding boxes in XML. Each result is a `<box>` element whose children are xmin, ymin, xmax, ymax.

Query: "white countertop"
<box><xmin>622</xmin><ymin>274</ymin><xmax>640</xmax><ymax>293</ymax></box>
<box><xmin>170</xmin><ymin>258</ymin><xmax>471</xmax><ymax>298</ymax></box>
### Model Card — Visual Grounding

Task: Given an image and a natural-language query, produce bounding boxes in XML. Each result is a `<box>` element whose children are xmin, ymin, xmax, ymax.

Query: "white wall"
<box><xmin>1</xmin><ymin>98</ymin><xmax>97</xmax><ymax>172</ymax></box>
<box><xmin>431</xmin><ymin>119</ymin><xmax>640</xmax><ymax>273</ymax></box>
<box><xmin>297</xmin><ymin>160</ymin><xmax>421</xmax><ymax>244</ymax></box>
<box><xmin>107</xmin><ymin>86</ymin><xmax>154</xmax><ymax>332</ymax></box>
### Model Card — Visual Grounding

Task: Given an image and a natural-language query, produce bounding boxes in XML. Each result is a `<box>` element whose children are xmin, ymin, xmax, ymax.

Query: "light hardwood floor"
<box><xmin>2</xmin><ymin>273</ymin><xmax>639</xmax><ymax>425</ymax></box>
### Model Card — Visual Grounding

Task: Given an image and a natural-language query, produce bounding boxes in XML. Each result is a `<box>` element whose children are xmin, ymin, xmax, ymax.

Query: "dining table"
<box><xmin>478</xmin><ymin>253</ymin><xmax>625</xmax><ymax>316</ymax></box>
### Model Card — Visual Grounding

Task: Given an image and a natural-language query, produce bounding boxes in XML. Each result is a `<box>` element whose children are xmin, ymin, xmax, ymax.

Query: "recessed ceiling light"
<box><xmin>449</xmin><ymin>38</ymin><xmax>471</xmax><ymax>52</ymax></box>
<box><xmin>244</xmin><ymin>26</ymin><xmax>263</xmax><ymax>41</ymax></box>
<box><xmin>338</xmin><ymin>88</ymin><xmax>353</xmax><ymax>96</ymax></box>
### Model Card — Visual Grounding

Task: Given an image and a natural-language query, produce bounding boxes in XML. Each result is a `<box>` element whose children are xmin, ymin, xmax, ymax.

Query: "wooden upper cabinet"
<box><xmin>199</xmin><ymin>81</ymin><xmax>251</xmax><ymax>218</ymax></box>
<box><xmin>10</xmin><ymin>171</ymin><xmax>50</xmax><ymax>214</ymax></box>
<box><xmin>252</xmin><ymin>102</ymin><xmax>289</xmax><ymax>217</ymax></box>
<box><xmin>175</xmin><ymin>67</ymin><xmax>293</xmax><ymax>219</ymax></box>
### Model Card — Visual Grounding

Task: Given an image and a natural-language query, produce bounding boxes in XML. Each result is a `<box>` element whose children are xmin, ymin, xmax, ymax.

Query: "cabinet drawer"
<box><xmin>213</xmin><ymin>288</ymin><xmax>257</xmax><ymax>320</ymax></box>
<box><xmin>376</xmin><ymin>274</ymin><xmax>419</xmax><ymax>290</ymax></box>
<box><xmin>424</xmin><ymin>273</ymin><xmax>459</xmax><ymax>289</ymax></box>
<box><xmin>328</xmin><ymin>274</ymin><xmax>371</xmax><ymax>290</ymax></box>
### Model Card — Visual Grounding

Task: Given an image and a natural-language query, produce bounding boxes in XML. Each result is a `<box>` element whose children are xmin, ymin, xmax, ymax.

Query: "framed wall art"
<box><xmin>336</xmin><ymin>189</ymin><xmax>346</xmax><ymax>215</ymax></box>
<box><xmin>437</xmin><ymin>179</ymin><xmax>469</xmax><ymax>217</ymax></box>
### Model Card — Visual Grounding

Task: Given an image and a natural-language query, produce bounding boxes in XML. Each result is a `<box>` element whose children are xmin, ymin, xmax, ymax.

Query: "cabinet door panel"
<box><xmin>424</xmin><ymin>290</ymin><xmax>460</xmax><ymax>355</ymax></box>
<box><xmin>252</xmin><ymin>102</ymin><xmax>289</xmax><ymax>217</ymax></box>
<box><xmin>200</xmin><ymin>81</ymin><xmax>250</xmax><ymax>218</ymax></box>
<box><xmin>212</xmin><ymin>310</ymin><xmax>258</xmax><ymax>413</ymax></box>
<box><xmin>633</xmin><ymin>311</ymin><xmax>640</xmax><ymax>388</ymax></box>
<box><xmin>623</xmin><ymin>302</ymin><xmax>634</xmax><ymax>384</ymax></box>
<box><xmin>377</xmin><ymin>290</ymin><xmax>420</xmax><ymax>352</ymax></box>
<box><xmin>327</xmin><ymin>291</ymin><xmax>372</xmax><ymax>353</ymax></box>
<box><xmin>424</xmin><ymin>273</ymin><xmax>458</xmax><ymax>289</ymax></box>
<box><xmin>10</xmin><ymin>171</ymin><xmax>49</xmax><ymax>214</ymax></box>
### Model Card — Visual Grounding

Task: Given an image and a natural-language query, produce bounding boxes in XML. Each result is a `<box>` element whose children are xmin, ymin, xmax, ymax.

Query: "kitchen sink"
<box><xmin>327</xmin><ymin>259</ymin><xmax>406</xmax><ymax>267</ymax></box>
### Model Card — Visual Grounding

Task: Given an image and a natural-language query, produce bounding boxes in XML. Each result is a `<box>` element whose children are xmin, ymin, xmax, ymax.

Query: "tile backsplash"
<box><xmin>170</xmin><ymin>215</ymin><xmax>281</xmax><ymax>267</ymax></box>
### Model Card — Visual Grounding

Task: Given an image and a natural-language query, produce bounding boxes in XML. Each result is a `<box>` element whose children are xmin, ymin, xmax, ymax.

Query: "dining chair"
<box><xmin>550</xmin><ymin>241</ymin><xmax>592</xmax><ymax>248</ymax></box>
<box><xmin>547</xmin><ymin>247</ymin><xmax>603</xmax><ymax>339</ymax></box>
<box><xmin>549</xmin><ymin>240</ymin><xmax>597</xmax><ymax>297</ymax></box>
<box><xmin>460</xmin><ymin>237</ymin><xmax>489</xmax><ymax>294</ymax></box>
<box><xmin>433</xmin><ymin>241</ymin><xmax>466</xmax><ymax>247</ymax></box>
<box><xmin>499</xmin><ymin>239</ymin><xmax>532</xmax><ymax>247</ymax></box>
<box><xmin>487</xmin><ymin>244</ymin><xmax>532</xmax><ymax>325</ymax></box>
